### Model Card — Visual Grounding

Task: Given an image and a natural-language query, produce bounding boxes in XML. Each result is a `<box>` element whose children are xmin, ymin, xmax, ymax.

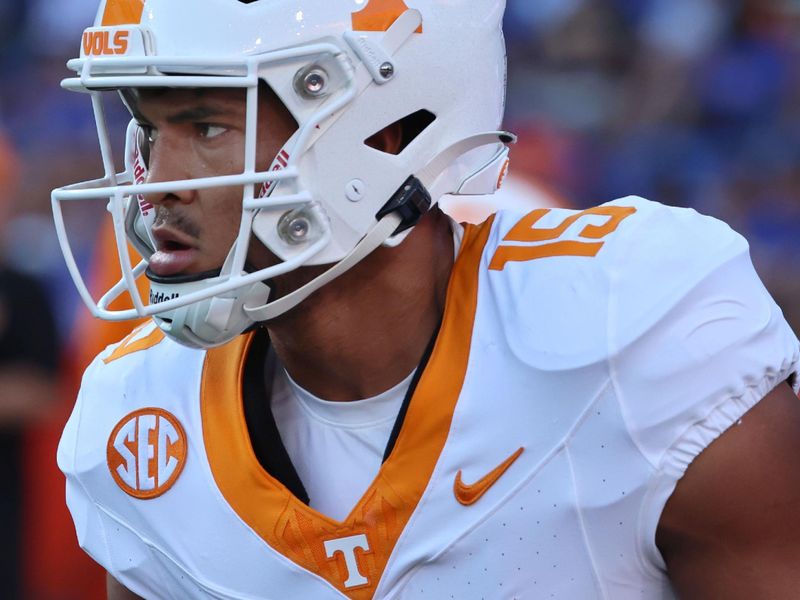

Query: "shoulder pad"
<box><xmin>479</xmin><ymin>197</ymin><xmax>749</xmax><ymax>368</ymax></box>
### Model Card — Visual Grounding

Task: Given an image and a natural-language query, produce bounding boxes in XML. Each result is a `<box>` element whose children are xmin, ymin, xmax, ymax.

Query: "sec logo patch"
<box><xmin>107</xmin><ymin>408</ymin><xmax>187</xmax><ymax>499</ymax></box>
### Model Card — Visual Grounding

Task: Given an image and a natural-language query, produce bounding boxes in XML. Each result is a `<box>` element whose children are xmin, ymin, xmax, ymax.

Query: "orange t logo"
<box><xmin>324</xmin><ymin>534</ymin><xmax>371</xmax><ymax>589</ymax></box>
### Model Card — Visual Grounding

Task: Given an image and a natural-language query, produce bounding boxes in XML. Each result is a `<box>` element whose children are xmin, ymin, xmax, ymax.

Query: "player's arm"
<box><xmin>107</xmin><ymin>573</ymin><xmax>143</xmax><ymax>600</ymax></box>
<box><xmin>657</xmin><ymin>382</ymin><xmax>800</xmax><ymax>599</ymax></box>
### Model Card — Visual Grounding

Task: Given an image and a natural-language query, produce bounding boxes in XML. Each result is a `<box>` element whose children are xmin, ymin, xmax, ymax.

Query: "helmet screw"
<box><xmin>289</xmin><ymin>217</ymin><xmax>310</xmax><ymax>241</ymax></box>
<box><xmin>295</xmin><ymin>66</ymin><xmax>329</xmax><ymax>98</ymax></box>
<box><xmin>278</xmin><ymin>210</ymin><xmax>313</xmax><ymax>245</ymax></box>
<box><xmin>304</xmin><ymin>70</ymin><xmax>327</xmax><ymax>95</ymax></box>
<box><xmin>379</xmin><ymin>62</ymin><xmax>395</xmax><ymax>80</ymax></box>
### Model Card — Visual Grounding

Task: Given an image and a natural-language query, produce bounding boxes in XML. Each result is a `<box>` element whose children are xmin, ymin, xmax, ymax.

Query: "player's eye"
<box><xmin>139</xmin><ymin>124</ymin><xmax>158</xmax><ymax>145</ymax></box>
<box><xmin>197</xmin><ymin>124</ymin><xmax>227</xmax><ymax>139</ymax></box>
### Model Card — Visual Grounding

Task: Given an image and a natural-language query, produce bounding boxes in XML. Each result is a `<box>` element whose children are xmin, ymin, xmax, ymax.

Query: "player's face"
<box><xmin>130</xmin><ymin>87</ymin><xmax>296</xmax><ymax>278</ymax></box>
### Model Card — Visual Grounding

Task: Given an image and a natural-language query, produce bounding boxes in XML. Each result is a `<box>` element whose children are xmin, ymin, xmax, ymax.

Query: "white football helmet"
<box><xmin>52</xmin><ymin>0</ymin><xmax>514</xmax><ymax>348</ymax></box>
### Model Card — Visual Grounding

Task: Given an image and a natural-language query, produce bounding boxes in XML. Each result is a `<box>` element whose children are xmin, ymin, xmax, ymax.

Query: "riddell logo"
<box><xmin>82</xmin><ymin>29</ymin><xmax>130</xmax><ymax>56</ymax></box>
<box><xmin>150</xmin><ymin>290</ymin><xmax>179</xmax><ymax>304</ymax></box>
<box><xmin>107</xmin><ymin>408</ymin><xmax>187</xmax><ymax>500</ymax></box>
<box><xmin>259</xmin><ymin>149</ymin><xmax>290</xmax><ymax>197</ymax></box>
<box><xmin>132</xmin><ymin>145</ymin><xmax>153</xmax><ymax>216</ymax></box>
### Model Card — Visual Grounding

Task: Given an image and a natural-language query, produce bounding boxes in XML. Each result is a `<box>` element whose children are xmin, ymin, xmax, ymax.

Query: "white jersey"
<box><xmin>59</xmin><ymin>197</ymin><xmax>800</xmax><ymax>600</ymax></box>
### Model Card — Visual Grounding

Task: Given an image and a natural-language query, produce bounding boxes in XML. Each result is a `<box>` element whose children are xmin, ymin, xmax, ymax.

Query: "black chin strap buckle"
<box><xmin>376</xmin><ymin>175</ymin><xmax>432</xmax><ymax>236</ymax></box>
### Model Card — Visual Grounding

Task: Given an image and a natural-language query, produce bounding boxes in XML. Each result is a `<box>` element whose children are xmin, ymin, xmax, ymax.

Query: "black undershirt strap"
<box><xmin>382</xmin><ymin>319</ymin><xmax>442</xmax><ymax>462</ymax></box>
<box><xmin>242</xmin><ymin>331</ymin><xmax>310</xmax><ymax>504</ymax></box>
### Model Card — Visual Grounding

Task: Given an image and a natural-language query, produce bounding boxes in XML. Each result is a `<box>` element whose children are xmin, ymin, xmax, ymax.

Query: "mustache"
<box><xmin>152</xmin><ymin>207</ymin><xmax>201</xmax><ymax>239</ymax></box>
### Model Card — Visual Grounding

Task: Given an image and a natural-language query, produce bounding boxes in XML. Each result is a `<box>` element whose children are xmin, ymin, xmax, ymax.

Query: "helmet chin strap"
<box><xmin>243</xmin><ymin>212</ymin><xmax>401</xmax><ymax>322</ymax></box>
<box><xmin>243</xmin><ymin>130</ymin><xmax>514</xmax><ymax>323</ymax></box>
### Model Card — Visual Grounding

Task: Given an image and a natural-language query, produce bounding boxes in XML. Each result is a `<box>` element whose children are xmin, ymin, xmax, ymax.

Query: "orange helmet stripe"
<box><xmin>352</xmin><ymin>0</ymin><xmax>422</xmax><ymax>33</ymax></box>
<box><xmin>101</xmin><ymin>0</ymin><xmax>145</xmax><ymax>26</ymax></box>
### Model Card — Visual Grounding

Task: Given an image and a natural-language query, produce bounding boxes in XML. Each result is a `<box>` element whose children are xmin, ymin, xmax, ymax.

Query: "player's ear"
<box><xmin>259</xmin><ymin>80</ymin><xmax>299</xmax><ymax>139</ymax></box>
<box><xmin>364</xmin><ymin>110</ymin><xmax>437</xmax><ymax>156</ymax></box>
<box><xmin>365</xmin><ymin>121</ymin><xmax>403</xmax><ymax>155</ymax></box>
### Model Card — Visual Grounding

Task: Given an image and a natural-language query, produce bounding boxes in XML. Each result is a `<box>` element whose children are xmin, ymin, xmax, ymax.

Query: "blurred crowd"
<box><xmin>504</xmin><ymin>0</ymin><xmax>800</xmax><ymax>325</ymax></box>
<box><xmin>0</xmin><ymin>0</ymin><xmax>798</xmax><ymax>598</ymax></box>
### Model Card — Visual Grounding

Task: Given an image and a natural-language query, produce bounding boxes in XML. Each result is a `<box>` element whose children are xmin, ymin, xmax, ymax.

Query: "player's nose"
<box><xmin>142</xmin><ymin>135</ymin><xmax>196</xmax><ymax>206</ymax></box>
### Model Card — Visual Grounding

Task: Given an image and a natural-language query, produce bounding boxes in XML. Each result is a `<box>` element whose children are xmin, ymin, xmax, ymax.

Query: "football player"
<box><xmin>53</xmin><ymin>1</ymin><xmax>800</xmax><ymax>599</ymax></box>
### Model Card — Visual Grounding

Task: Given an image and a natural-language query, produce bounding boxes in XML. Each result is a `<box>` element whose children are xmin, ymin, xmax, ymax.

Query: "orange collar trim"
<box><xmin>201</xmin><ymin>217</ymin><xmax>494</xmax><ymax>598</ymax></box>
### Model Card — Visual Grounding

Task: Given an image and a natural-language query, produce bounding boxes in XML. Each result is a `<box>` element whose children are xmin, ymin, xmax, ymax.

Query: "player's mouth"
<box><xmin>148</xmin><ymin>228</ymin><xmax>201</xmax><ymax>277</ymax></box>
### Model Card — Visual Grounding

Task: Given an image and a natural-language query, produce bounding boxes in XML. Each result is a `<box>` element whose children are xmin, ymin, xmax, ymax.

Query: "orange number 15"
<box><xmin>489</xmin><ymin>206</ymin><xmax>637</xmax><ymax>271</ymax></box>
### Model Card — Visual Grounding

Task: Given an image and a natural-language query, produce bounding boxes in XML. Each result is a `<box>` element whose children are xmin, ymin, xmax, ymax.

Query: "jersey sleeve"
<box><xmin>57</xmin><ymin>375</ymin><xmax>115</xmax><ymax>572</ymax></box>
<box><xmin>57</xmin><ymin>359</ymin><xmax>174</xmax><ymax>600</ymax></box>
<box><xmin>604</xmin><ymin>198</ymin><xmax>800</xmax><ymax>572</ymax></box>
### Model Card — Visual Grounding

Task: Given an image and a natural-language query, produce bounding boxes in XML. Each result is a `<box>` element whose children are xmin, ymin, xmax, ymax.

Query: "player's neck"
<box><xmin>265</xmin><ymin>209</ymin><xmax>454</xmax><ymax>402</ymax></box>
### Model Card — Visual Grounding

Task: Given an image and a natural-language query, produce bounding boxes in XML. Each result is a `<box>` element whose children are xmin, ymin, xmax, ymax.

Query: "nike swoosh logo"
<box><xmin>454</xmin><ymin>447</ymin><xmax>525</xmax><ymax>506</ymax></box>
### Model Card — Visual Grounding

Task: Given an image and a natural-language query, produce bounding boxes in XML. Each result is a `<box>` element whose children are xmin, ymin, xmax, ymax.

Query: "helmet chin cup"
<box><xmin>149</xmin><ymin>275</ymin><xmax>272</xmax><ymax>348</ymax></box>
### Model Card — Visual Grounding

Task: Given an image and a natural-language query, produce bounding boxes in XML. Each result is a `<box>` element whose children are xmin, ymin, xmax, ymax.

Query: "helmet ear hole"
<box><xmin>364</xmin><ymin>109</ymin><xmax>436</xmax><ymax>156</ymax></box>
